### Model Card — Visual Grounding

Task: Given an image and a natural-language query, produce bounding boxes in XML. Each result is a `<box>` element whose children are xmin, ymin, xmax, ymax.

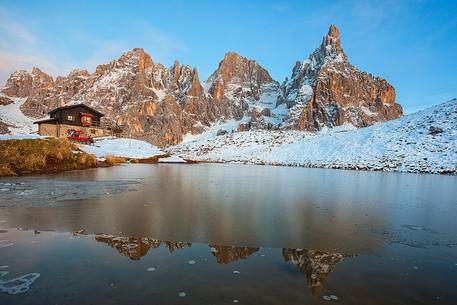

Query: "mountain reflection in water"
<box><xmin>93</xmin><ymin>233</ymin><xmax>352</xmax><ymax>296</ymax></box>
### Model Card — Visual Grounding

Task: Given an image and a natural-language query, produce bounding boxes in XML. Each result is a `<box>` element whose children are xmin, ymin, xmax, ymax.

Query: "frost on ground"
<box><xmin>171</xmin><ymin>100</ymin><xmax>457</xmax><ymax>174</ymax></box>
<box><xmin>80</xmin><ymin>137</ymin><xmax>164</xmax><ymax>159</ymax></box>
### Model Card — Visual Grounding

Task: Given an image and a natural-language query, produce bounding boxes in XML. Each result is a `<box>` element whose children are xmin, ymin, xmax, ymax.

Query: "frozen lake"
<box><xmin>0</xmin><ymin>164</ymin><xmax>456</xmax><ymax>304</ymax></box>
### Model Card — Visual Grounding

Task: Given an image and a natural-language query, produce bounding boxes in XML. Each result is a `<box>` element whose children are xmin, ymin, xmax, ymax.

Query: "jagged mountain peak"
<box><xmin>187</xmin><ymin>68</ymin><xmax>204</xmax><ymax>96</ymax></box>
<box><xmin>319</xmin><ymin>24</ymin><xmax>346</xmax><ymax>62</ymax></box>
<box><xmin>207</xmin><ymin>51</ymin><xmax>274</xmax><ymax>88</ymax></box>
<box><xmin>66</xmin><ymin>68</ymin><xmax>90</xmax><ymax>78</ymax></box>
<box><xmin>222</xmin><ymin>51</ymin><xmax>254</xmax><ymax>63</ymax></box>
<box><xmin>114</xmin><ymin>47</ymin><xmax>153</xmax><ymax>69</ymax></box>
<box><xmin>31</xmin><ymin>67</ymin><xmax>53</xmax><ymax>84</ymax></box>
<box><xmin>280</xmin><ymin>24</ymin><xmax>402</xmax><ymax>131</ymax></box>
<box><xmin>205</xmin><ymin>51</ymin><xmax>278</xmax><ymax>115</ymax></box>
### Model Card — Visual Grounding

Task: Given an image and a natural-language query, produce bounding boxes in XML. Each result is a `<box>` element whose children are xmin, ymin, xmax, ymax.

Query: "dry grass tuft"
<box><xmin>105</xmin><ymin>155</ymin><xmax>129</xmax><ymax>166</ymax></box>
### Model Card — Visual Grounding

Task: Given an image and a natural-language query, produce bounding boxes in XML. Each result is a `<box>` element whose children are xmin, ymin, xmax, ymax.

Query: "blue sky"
<box><xmin>0</xmin><ymin>0</ymin><xmax>456</xmax><ymax>113</ymax></box>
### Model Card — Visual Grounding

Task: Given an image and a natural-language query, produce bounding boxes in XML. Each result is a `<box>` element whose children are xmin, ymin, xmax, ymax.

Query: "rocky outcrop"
<box><xmin>0</xmin><ymin>95</ymin><xmax>14</xmax><ymax>106</ymax></box>
<box><xmin>0</xmin><ymin>120</ymin><xmax>9</xmax><ymax>134</ymax></box>
<box><xmin>206</xmin><ymin>52</ymin><xmax>280</xmax><ymax>120</ymax></box>
<box><xmin>279</xmin><ymin>24</ymin><xmax>403</xmax><ymax>130</ymax></box>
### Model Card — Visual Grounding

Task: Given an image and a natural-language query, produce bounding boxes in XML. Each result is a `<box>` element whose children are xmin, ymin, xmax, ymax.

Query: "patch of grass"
<box><xmin>0</xmin><ymin>138</ymin><xmax>97</xmax><ymax>176</ymax></box>
<box><xmin>105</xmin><ymin>155</ymin><xmax>129</xmax><ymax>166</ymax></box>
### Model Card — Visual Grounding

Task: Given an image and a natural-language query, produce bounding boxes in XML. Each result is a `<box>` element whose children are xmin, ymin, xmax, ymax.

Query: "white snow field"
<box><xmin>0</xmin><ymin>96</ymin><xmax>37</xmax><ymax>134</ymax></box>
<box><xmin>171</xmin><ymin>99</ymin><xmax>457</xmax><ymax>174</ymax></box>
<box><xmin>80</xmin><ymin>137</ymin><xmax>164</xmax><ymax>159</ymax></box>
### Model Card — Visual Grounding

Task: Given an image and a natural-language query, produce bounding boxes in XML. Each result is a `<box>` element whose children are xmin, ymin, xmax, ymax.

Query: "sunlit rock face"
<box><xmin>1</xmin><ymin>24</ymin><xmax>403</xmax><ymax>141</ymax></box>
<box><xmin>282</xmin><ymin>248</ymin><xmax>353</xmax><ymax>296</ymax></box>
<box><xmin>279</xmin><ymin>24</ymin><xmax>403</xmax><ymax>130</ymax></box>
<box><xmin>205</xmin><ymin>51</ymin><xmax>280</xmax><ymax>121</ymax></box>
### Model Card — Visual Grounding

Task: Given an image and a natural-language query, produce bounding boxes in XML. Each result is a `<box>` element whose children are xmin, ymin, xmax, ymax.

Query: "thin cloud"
<box><xmin>0</xmin><ymin>6</ymin><xmax>187</xmax><ymax>86</ymax></box>
<box><xmin>0</xmin><ymin>7</ymin><xmax>69</xmax><ymax>85</ymax></box>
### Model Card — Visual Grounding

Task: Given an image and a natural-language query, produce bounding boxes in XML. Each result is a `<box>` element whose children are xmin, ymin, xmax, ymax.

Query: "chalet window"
<box><xmin>81</xmin><ymin>115</ymin><xmax>92</xmax><ymax>126</ymax></box>
<box><xmin>67</xmin><ymin>115</ymin><xmax>74</xmax><ymax>121</ymax></box>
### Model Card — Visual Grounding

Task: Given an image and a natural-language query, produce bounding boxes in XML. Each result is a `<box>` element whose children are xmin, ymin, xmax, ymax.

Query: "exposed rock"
<box><xmin>260</xmin><ymin>107</ymin><xmax>271</xmax><ymax>116</ymax></box>
<box><xmin>205</xmin><ymin>51</ymin><xmax>280</xmax><ymax>120</ymax></box>
<box><xmin>428</xmin><ymin>126</ymin><xmax>443</xmax><ymax>135</ymax></box>
<box><xmin>1</xmin><ymin>70</ymin><xmax>33</xmax><ymax>98</ymax></box>
<box><xmin>0</xmin><ymin>96</ymin><xmax>13</xmax><ymax>106</ymax></box>
<box><xmin>0</xmin><ymin>120</ymin><xmax>10</xmax><ymax>134</ymax></box>
<box><xmin>217</xmin><ymin>129</ymin><xmax>228</xmax><ymax>136</ymax></box>
<box><xmin>279</xmin><ymin>24</ymin><xmax>403</xmax><ymax>131</ymax></box>
<box><xmin>237</xmin><ymin>122</ymin><xmax>251</xmax><ymax>132</ymax></box>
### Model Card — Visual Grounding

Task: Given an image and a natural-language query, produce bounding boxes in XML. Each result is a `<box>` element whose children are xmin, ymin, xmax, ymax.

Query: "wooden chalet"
<box><xmin>34</xmin><ymin>104</ymin><xmax>111</xmax><ymax>138</ymax></box>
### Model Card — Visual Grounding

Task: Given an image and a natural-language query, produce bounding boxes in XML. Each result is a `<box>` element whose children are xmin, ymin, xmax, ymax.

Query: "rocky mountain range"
<box><xmin>0</xmin><ymin>25</ymin><xmax>403</xmax><ymax>147</ymax></box>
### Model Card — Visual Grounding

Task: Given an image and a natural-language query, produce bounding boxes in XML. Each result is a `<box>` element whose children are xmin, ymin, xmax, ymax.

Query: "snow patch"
<box><xmin>80</xmin><ymin>137</ymin><xmax>164</xmax><ymax>159</ymax></box>
<box><xmin>0</xmin><ymin>96</ymin><xmax>39</xmax><ymax>134</ymax></box>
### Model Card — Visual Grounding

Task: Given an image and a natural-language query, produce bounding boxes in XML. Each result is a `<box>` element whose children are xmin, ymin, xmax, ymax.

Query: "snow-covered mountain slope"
<box><xmin>170</xmin><ymin>99</ymin><xmax>457</xmax><ymax>174</ymax></box>
<box><xmin>0</xmin><ymin>95</ymin><xmax>37</xmax><ymax>134</ymax></box>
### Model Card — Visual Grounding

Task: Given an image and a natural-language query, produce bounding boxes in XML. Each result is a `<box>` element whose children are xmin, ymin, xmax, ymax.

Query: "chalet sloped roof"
<box><xmin>48</xmin><ymin>104</ymin><xmax>104</xmax><ymax>117</ymax></box>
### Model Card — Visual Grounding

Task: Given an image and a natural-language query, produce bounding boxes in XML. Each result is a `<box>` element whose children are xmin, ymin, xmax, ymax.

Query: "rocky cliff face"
<box><xmin>206</xmin><ymin>52</ymin><xmax>280</xmax><ymax>121</ymax></box>
<box><xmin>1</xmin><ymin>49</ymin><xmax>215</xmax><ymax>146</ymax></box>
<box><xmin>279</xmin><ymin>24</ymin><xmax>403</xmax><ymax>130</ymax></box>
<box><xmin>0</xmin><ymin>24</ymin><xmax>403</xmax><ymax>143</ymax></box>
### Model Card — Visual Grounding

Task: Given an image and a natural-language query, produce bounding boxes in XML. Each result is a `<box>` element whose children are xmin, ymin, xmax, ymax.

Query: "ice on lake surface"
<box><xmin>0</xmin><ymin>163</ymin><xmax>456</xmax><ymax>304</ymax></box>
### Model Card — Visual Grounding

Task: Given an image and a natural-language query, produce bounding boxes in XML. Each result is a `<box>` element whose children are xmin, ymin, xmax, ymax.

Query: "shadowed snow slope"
<box><xmin>171</xmin><ymin>99</ymin><xmax>457</xmax><ymax>174</ymax></box>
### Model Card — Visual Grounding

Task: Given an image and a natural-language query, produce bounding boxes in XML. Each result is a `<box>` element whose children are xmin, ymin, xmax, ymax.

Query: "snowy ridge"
<box><xmin>171</xmin><ymin>100</ymin><xmax>457</xmax><ymax>174</ymax></box>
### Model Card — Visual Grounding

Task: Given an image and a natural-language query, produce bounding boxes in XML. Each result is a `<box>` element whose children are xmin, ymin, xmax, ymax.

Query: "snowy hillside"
<box><xmin>80</xmin><ymin>137</ymin><xmax>164</xmax><ymax>159</ymax></box>
<box><xmin>170</xmin><ymin>99</ymin><xmax>457</xmax><ymax>174</ymax></box>
<box><xmin>0</xmin><ymin>95</ymin><xmax>37</xmax><ymax>134</ymax></box>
